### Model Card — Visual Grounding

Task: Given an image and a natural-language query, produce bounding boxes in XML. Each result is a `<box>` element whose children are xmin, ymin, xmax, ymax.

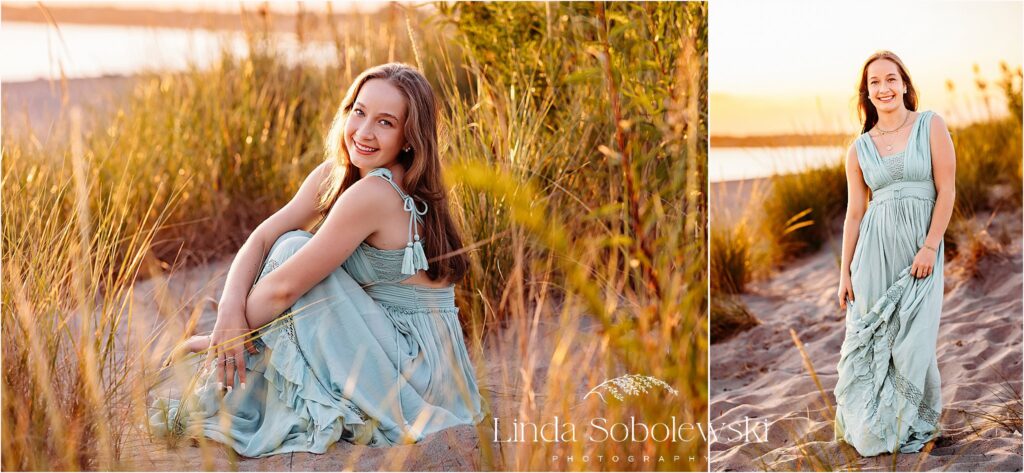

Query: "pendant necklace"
<box><xmin>874</xmin><ymin>110</ymin><xmax>911</xmax><ymax>152</ymax></box>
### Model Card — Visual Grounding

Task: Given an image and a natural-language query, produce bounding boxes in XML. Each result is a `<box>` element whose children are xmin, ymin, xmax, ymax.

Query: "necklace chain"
<box><xmin>875</xmin><ymin>109</ymin><xmax>911</xmax><ymax>134</ymax></box>
<box><xmin>873</xmin><ymin>110</ymin><xmax>912</xmax><ymax>152</ymax></box>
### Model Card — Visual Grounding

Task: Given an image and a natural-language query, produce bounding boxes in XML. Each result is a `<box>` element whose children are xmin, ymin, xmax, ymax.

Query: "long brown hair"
<box><xmin>857</xmin><ymin>50</ymin><xmax>918</xmax><ymax>134</ymax></box>
<box><xmin>316</xmin><ymin>63</ymin><xmax>468</xmax><ymax>283</ymax></box>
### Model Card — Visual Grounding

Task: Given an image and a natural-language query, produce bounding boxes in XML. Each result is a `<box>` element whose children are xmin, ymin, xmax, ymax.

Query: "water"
<box><xmin>0</xmin><ymin>22</ymin><xmax>336</xmax><ymax>83</ymax></box>
<box><xmin>710</xmin><ymin>145</ymin><xmax>845</xmax><ymax>182</ymax></box>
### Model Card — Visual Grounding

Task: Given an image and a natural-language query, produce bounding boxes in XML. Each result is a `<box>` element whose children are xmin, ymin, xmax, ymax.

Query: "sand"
<box><xmin>2</xmin><ymin>75</ymin><xmax>137</xmax><ymax>139</ymax></box>
<box><xmin>710</xmin><ymin>179</ymin><xmax>1024</xmax><ymax>471</ymax></box>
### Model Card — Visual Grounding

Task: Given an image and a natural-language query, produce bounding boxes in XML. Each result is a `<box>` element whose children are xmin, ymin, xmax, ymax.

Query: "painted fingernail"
<box><xmin>241</xmin><ymin>382</ymin><xmax>246</xmax><ymax>390</ymax></box>
<box><xmin>227</xmin><ymin>386</ymin><xmax>233</xmax><ymax>394</ymax></box>
<box><xmin>217</xmin><ymin>382</ymin><xmax>224</xmax><ymax>390</ymax></box>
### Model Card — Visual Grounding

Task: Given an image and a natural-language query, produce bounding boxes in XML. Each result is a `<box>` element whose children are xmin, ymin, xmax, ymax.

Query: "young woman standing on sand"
<box><xmin>151</xmin><ymin>63</ymin><xmax>486</xmax><ymax>457</ymax></box>
<box><xmin>833</xmin><ymin>50</ymin><xmax>956</xmax><ymax>456</ymax></box>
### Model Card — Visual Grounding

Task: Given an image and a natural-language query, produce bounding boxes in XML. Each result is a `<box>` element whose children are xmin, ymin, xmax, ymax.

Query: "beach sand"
<box><xmin>2</xmin><ymin>75</ymin><xmax>137</xmax><ymax>139</ymax></box>
<box><xmin>710</xmin><ymin>180</ymin><xmax>1023</xmax><ymax>471</ymax></box>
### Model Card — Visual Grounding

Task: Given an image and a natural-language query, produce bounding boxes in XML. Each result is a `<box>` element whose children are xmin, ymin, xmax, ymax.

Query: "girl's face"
<box><xmin>345</xmin><ymin>78</ymin><xmax>409</xmax><ymax>171</ymax></box>
<box><xmin>865</xmin><ymin>58</ymin><xmax>907</xmax><ymax>114</ymax></box>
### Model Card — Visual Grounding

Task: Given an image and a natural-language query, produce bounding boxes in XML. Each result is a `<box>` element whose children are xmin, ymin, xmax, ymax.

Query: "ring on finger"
<box><xmin>225</xmin><ymin>356</ymin><xmax>236</xmax><ymax>366</ymax></box>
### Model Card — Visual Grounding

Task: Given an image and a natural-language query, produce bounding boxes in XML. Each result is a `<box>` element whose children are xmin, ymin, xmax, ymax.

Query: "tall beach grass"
<box><xmin>2</xmin><ymin>2</ymin><xmax>707</xmax><ymax>471</ymax></box>
<box><xmin>711</xmin><ymin>62</ymin><xmax>1022</xmax><ymax>293</ymax></box>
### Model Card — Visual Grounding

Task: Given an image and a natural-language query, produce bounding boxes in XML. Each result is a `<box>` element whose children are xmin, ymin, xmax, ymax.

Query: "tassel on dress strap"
<box><xmin>401</xmin><ymin>196</ymin><xmax>429</xmax><ymax>275</ymax></box>
<box><xmin>366</xmin><ymin>168</ymin><xmax>430</xmax><ymax>275</ymax></box>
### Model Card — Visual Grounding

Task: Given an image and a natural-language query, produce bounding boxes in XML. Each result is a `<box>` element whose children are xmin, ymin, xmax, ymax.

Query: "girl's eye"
<box><xmin>354</xmin><ymin>109</ymin><xmax>390</xmax><ymax>126</ymax></box>
<box><xmin>888</xmin><ymin>78</ymin><xmax>896</xmax><ymax>82</ymax></box>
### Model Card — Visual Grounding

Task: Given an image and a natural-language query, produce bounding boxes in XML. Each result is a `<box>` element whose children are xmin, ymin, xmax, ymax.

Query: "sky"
<box><xmin>711</xmin><ymin>0</ymin><xmax>1023</xmax><ymax>136</ymax></box>
<box><xmin>4</xmin><ymin>0</ymin><xmax>394</xmax><ymax>14</ymax></box>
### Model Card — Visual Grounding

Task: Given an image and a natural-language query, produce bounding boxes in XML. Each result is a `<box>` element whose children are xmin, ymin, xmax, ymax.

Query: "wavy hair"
<box><xmin>316</xmin><ymin>63</ymin><xmax>468</xmax><ymax>283</ymax></box>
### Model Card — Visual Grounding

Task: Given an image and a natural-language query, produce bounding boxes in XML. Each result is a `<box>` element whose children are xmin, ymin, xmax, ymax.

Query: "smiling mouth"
<box><xmin>354</xmin><ymin>142</ymin><xmax>379</xmax><ymax>153</ymax></box>
<box><xmin>877</xmin><ymin>95</ymin><xmax>896</xmax><ymax>103</ymax></box>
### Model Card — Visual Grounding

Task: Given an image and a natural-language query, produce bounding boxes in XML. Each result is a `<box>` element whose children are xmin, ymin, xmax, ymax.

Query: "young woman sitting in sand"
<box><xmin>151</xmin><ymin>63</ymin><xmax>486</xmax><ymax>457</ymax></box>
<box><xmin>833</xmin><ymin>50</ymin><xmax>956</xmax><ymax>457</ymax></box>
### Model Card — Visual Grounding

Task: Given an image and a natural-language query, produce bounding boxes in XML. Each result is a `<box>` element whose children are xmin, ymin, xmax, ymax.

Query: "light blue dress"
<box><xmin>150</xmin><ymin>167</ymin><xmax>486</xmax><ymax>457</ymax></box>
<box><xmin>834</xmin><ymin>110</ymin><xmax>944</xmax><ymax>456</ymax></box>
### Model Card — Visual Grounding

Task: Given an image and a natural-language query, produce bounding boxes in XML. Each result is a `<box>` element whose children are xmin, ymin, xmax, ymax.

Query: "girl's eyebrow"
<box><xmin>354</xmin><ymin>101</ymin><xmax>400</xmax><ymax>120</ymax></box>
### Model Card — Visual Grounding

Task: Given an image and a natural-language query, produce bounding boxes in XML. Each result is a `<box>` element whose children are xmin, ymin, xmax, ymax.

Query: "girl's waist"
<box><xmin>364</xmin><ymin>282</ymin><xmax>456</xmax><ymax>310</ymax></box>
<box><xmin>870</xmin><ymin>181</ymin><xmax>936</xmax><ymax>203</ymax></box>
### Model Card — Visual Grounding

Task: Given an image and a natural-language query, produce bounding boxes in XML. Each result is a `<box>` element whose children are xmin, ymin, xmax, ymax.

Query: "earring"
<box><xmin>403</xmin><ymin>147</ymin><xmax>412</xmax><ymax>152</ymax></box>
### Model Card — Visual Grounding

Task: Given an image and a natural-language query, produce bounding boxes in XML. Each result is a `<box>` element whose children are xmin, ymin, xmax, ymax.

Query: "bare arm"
<box><xmin>838</xmin><ymin>144</ymin><xmax>870</xmax><ymax>309</ymax></box>
<box><xmin>211</xmin><ymin>160</ymin><xmax>333</xmax><ymax>390</ymax></box>
<box><xmin>923</xmin><ymin>113</ymin><xmax>956</xmax><ymax>250</ymax></box>
<box><xmin>841</xmin><ymin>145</ymin><xmax>870</xmax><ymax>277</ymax></box>
<box><xmin>241</xmin><ymin>176</ymin><xmax>388</xmax><ymax>330</ymax></box>
<box><xmin>217</xmin><ymin>161</ymin><xmax>334</xmax><ymax>315</ymax></box>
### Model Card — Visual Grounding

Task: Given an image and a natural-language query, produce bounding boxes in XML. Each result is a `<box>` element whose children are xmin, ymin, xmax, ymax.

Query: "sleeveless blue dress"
<box><xmin>834</xmin><ymin>111</ymin><xmax>944</xmax><ymax>456</ymax></box>
<box><xmin>149</xmin><ymin>167</ymin><xmax>486</xmax><ymax>457</ymax></box>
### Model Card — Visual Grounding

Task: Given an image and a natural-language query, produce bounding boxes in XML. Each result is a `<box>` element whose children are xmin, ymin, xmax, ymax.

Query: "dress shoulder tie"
<box><xmin>366</xmin><ymin>167</ymin><xmax>430</xmax><ymax>275</ymax></box>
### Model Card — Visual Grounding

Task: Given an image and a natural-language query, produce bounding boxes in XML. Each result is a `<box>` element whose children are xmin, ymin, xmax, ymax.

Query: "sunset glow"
<box><xmin>711</xmin><ymin>0</ymin><xmax>1023</xmax><ymax>136</ymax></box>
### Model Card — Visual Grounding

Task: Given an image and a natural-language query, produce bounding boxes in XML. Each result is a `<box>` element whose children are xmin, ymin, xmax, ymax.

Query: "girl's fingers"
<box><xmin>237</xmin><ymin>349</ymin><xmax>247</xmax><ymax>389</ymax></box>
<box><xmin>224</xmin><ymin>350</ymin><xmax>236</xmax><ymax>391</ymax></box>
<box><xmin>838</xmin><ymin>287</ymin><xmax>854</xmax><ymax>309</ymax></box>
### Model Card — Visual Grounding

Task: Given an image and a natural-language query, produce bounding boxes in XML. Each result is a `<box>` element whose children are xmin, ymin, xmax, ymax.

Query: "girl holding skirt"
<box><xmin>834</xmin><ymin>51</ymin><xmax>956</xmax><ymax>457</ymax></box>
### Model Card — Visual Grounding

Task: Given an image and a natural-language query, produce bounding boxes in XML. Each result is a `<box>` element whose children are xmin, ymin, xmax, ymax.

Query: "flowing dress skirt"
<box><xmin>834</xmin><ymin>188</ymin><xmax>944</xmax><ymax>456</ymax></box>
<box><xmin>150</xmin><ymin>230</ymin><xmax>486</xmax><ymax>458</ymax></box>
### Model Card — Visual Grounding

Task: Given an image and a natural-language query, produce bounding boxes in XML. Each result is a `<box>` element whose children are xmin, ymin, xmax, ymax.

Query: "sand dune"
<box><xmin>710</xmin><ymin>205</ymin><xmax>1024</xmax><ymax>471</ymax></box>
<box><xmin>2</xmin><ymin>75</ymin><xmax>137</xmax><ymax>138</ymax></box>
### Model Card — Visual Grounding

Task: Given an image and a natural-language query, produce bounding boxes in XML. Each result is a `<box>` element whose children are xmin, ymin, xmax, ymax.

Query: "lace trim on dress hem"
<box><xmin>881</xmin><ymin>307</ymin><xmax>940</xmax><ymax>426</ymax></box>
<box><xmin>836</xmin><ymin>266</ymin><xmax>940</xmax><ymax>439</ymax></box>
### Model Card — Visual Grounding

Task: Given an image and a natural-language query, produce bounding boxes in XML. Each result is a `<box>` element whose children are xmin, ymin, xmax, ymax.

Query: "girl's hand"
<box><xmin>209</xmin><ymin>303</ymin><xmax>250</xmax><ymax>392</ymax></box>
<box><xmin>837</xmin><ymin>275</ymin><xmax>855</xmax><ymax>310</ymax></box>
<box><xmin>911</xmin><ymin>246</ymin><xmax>936</xmax><ymax>279</ymax></box>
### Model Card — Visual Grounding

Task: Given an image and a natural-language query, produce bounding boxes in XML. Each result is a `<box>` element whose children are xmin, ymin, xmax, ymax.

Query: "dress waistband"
<box><xmin>870</xmin><ymin>181</ymin><xmax>936</xmax><ymax>203</ymax></box>
<box><xmin>364</xmin><ymin>282</ymin><xmax>456</xmax><ymax>309</ymax></box>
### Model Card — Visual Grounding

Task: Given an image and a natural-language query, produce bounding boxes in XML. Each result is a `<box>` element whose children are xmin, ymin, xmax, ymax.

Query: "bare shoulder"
<box><xmin>927</xmin><ymin>112</ymin><xmax>954</xmax><ymax>149</ymax></box>
<box><xmin>339</xmin><ymin>174</ymin><xmax>404</xmax><ymax>213</ymax></box>
<box><xmin>928</xmin><ymin>112</ymin><xmax>949</xmax><ymax>134</ymax></box>
<box><xmin>845</xmin><ymin>142</ymin><xmax>861</xmax><ymax>168</ymax></box>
